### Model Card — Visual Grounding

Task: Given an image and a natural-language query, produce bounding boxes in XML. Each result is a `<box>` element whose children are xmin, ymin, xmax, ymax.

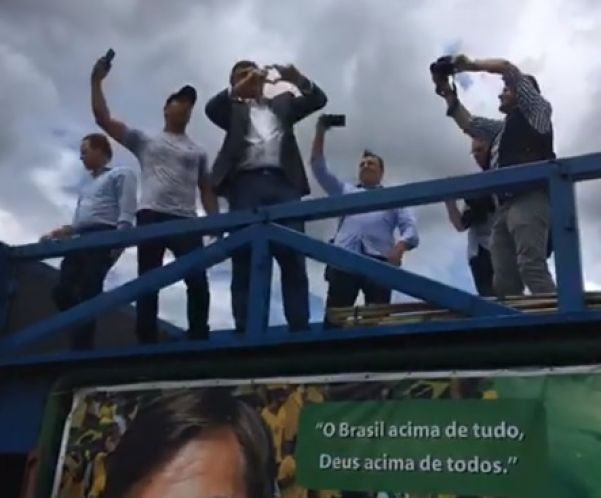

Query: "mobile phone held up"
<box><xmin>104</xmin><ymin>48</ymin><xmax>115</xmax><ymax>69</ymax></box>
<box><xmin>320</xmin><ymin>114</ymin><xmax>346</xmax><ymax>128</ymax></box>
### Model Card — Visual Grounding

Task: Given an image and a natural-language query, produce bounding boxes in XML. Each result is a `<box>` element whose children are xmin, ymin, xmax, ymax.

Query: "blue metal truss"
<box><xmin>0</xmin><ymin>153</ymin><xmax>599</xmax><ymax>365</ymax></box>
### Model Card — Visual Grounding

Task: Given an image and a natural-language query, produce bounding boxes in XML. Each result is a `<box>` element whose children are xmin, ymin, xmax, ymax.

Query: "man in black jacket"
<box><xmin>437</xmin><ymin>55</ymin><xmax>555</xmax><ymax>297</ymax></box>
<box><xmin>205</xmin><ymin>61</ymin><xmax>327</xmax><ymax>332</ymax></box>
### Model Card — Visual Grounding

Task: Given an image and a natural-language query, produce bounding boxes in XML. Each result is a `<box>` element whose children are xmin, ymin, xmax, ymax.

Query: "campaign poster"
<box><xmin>51</xmin><ymin>367</ymin><xmax>601</xmax><ymax>498</ymax></box>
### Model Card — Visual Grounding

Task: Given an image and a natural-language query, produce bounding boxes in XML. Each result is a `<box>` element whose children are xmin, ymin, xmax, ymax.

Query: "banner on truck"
<box><xmin>52</xmin><ymin>367</ymin><xmax>601</xmax><ymax>498</ymax></box>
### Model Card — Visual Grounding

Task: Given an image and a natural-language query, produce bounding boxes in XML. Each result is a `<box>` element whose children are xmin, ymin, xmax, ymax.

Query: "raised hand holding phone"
<box><xmin>91</xmin><ymin>48</ymin><xmax>116</xmax><ymax>83</ymax></box>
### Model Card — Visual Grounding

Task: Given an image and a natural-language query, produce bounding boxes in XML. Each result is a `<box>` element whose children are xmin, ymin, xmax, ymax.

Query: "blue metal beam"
<box><xmin>0</xmin><ymin>243</ymin><xmax>11</xmax><ymax>334</ymax></box>
<box><xmin>8</xmin><ymin>153</ymin><xmax>601</xmax><ymax>261</ymax></box>
<box><xmin>2</xmin><ymin>160</ymin><xmax>552</xmax><ymax>260</ymax></box>
<box><xmin>9</xmin><ymin>210</ymin><xmax>261</xmax><ymax>261</ymax></box>
<box><xmin>2</xmin><ymin>151</ymin><xmax>601</xmax><ymax>363</ymax></box>
<box><xmin>246</xmin><ymin>226</ymin><xmax>273</xmax><ymax>337</ymax></box>
<box><xmin>549</xmin><ymin>168</ymin><xmax>585</xmax><ymax>312</ymax></box>
<box><xmin>263</xmin><ymin>161</ymin><xmax>552</xmax><ymax>223</ymax></box>
<box><xmin>0</xmin><ymin>229</ymin><xmax>253</xmax><ymax>356</ymax></box>
<box><xmin>0</xmin><ymin>308</ymin><xmax>599</xmax><ymax>369</ymax></box>
<box><xmin>264</xmin><ymin>224</ymin><xmax>518</xmax><ymax>317</ymax></box>
<box><xmin>564</xmin><ymin>152</ymin><xmax>601</xmax><ymax>181</ymax></box>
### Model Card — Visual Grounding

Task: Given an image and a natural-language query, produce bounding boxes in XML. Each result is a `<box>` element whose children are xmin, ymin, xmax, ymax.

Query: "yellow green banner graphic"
<box><xmin>51</xmin><ymin>368</ymin><xmax>601</xmax><ymax>498</ymax></box>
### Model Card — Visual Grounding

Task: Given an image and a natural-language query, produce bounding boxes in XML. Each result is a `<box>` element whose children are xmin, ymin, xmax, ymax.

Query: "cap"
<box><xmin>166</xmin><ymin>85</ymin><xmax>197</xmax><ymax>106</ymax></box>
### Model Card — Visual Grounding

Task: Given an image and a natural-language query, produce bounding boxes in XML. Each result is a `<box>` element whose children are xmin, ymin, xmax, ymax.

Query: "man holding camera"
<box><xmin>42</xmin><ymin>133</ymin><xmax>137</xmax><ymax>350</ymax></box>
<box><xmin>90</xmin><ymin>52</ymin><xmax>219</xmax><ymax>343</ymax></box>
<box><xmin>205</xmin><ymin>60</ymin><xmax>327</xmax><ymax>333</ymax></box>
<box><xmin>432</xmin><ymin>54</ymin><xmax>556</xmax><ymax>297</ymax></box>
<box><xmin>310</xmin><ymin>115</ymin><xmax>419</xmax><ymax>327</ymax></box>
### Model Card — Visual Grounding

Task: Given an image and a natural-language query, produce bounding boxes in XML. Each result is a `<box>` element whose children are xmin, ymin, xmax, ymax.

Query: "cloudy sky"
<box><xmin>1</xmin><ymin>0</ymin><xmax>601</xmax><ymax>331</ymax></box>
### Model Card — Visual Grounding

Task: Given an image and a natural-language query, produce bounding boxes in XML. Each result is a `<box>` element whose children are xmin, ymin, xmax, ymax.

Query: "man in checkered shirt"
<box><xmin>436</xmin><ymin>55</ymin><xmax>556</xmax><ymax>297</ymax></box>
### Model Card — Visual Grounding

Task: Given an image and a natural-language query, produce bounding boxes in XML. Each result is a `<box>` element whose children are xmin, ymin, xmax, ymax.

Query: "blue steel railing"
<box><xmin>0</xmin><ymin>152</ymin><xmax>600</xmax><ymax>365</ymax></box>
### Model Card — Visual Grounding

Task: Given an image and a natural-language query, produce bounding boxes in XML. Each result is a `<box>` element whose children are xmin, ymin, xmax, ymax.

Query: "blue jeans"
<box><xmin>227</xmin><ymin>169</ymin><xmax>309</xmax><ymax>332</ymax></box>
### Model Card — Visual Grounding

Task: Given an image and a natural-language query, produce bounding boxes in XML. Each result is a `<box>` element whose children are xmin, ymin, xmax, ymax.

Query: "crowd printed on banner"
<box><xmin>319</xmin><ymin>453</ymin><xmax>520</xmax><ymax>475</ymax></box>
<box><xmin>314</xmin><ymin>420</ymin><xmax>526</xmax><ymax>441</ymax></box>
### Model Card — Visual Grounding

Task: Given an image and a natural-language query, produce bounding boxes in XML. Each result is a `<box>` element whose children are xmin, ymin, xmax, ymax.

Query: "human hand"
<box><xmin>231</xmin><ymin>68</ymin><xmax>266</xmax><ymax>99</ymax></box>
<box><xmin>452</xmin><ymin>54</ymin><xmax>475</xmax><ymax>73</ymax></box>
<box><xmin>387</xmin><ymin>243</ymin><xmax>406</xmax><ymax>267</ymax></box>
<box><xmin>91</xmin><ymin>55</ymin><xmax>112</xmax><ymax>83</ymax></box>
<box><xmin>316</xmin><ymin>114</ymin><xmax>329</xmax><ymax>132</ymax></box>
<box><xmin>273</xmin><ymin>64</ymin><xmax>304</xmax><ymax>86</ymax></box>
<box><xmin>40</xmin><ymin>226</ymin><xmax>73</xmax><ymax>242</ymax></box>
<box><xmin>434</xmin><ymin>78</ymin><xmax>456</xmax><ymax>98</ymax></box>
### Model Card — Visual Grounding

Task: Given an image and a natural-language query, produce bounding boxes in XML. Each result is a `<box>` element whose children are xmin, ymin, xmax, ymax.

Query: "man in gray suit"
<box><xmin>205</xmin><ymin>61</ymin><xmax>327</xmax><ymax>332</ymax></box>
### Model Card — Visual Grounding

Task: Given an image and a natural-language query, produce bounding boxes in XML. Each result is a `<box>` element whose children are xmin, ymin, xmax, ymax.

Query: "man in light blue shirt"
<box><xmin>310</xmin><ymin>117</ymin><xmax>419</xmax><ymax>327</ymax></box>
<box><xmin>41</xmin><ymin>133</ymin><xmax>137</xmax><ymax>350</ymax></box>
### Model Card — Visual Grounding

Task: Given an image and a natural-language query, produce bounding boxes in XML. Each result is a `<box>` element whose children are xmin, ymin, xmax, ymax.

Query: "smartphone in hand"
<box><xmin>104</xmin><ymin>48</ymin><xmax>115</xmax><ymax>69</ymax></box>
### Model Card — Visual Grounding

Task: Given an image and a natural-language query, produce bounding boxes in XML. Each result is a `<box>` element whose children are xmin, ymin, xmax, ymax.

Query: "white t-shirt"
<box><xmin>124</xmin><ymin>129</ymin><xmax>207</xmax><ymax>218</ymax></box>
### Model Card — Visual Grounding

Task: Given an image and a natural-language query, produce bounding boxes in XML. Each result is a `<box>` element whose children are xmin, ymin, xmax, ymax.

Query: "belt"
<box><xmin>236</xmin><ymin>167</ymin><xmax>282</xmax><ymax>176</ymax></box>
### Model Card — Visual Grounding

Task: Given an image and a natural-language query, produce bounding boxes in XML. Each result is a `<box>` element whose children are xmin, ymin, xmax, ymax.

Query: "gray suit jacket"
<box><xmin>205</xmin><ymin>77</ymin><xmax>327</xmax><ymax>197</ymax></box>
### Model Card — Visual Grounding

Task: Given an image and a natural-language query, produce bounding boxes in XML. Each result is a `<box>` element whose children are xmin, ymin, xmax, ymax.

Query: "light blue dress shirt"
<box><xmin>311</xmin><ymin>156</ymin><xmax>419</xmax><ymax>258</ymax></box>
<box><xmin>72</xmin><ymin>167</ymin><xmax>137</xmax><ymax>231</ymax></box>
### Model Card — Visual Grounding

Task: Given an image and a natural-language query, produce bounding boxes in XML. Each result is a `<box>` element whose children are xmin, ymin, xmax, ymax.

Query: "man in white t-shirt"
<box><xmin>90</xmin><ymin>54</ymin><xmax>219</xmax><ymax>343</ymax></box>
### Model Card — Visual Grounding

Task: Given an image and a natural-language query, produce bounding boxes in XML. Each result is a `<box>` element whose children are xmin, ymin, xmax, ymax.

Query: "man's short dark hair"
<box><xmin>103</xmin><ymin>389</ymin><xmax>275</xmax><ymax>498</ymax></box>
<box><xmin>362</xmin><ymin>149</ymin><xmax>385</xmax><ymax>171</ymax></box>
<box><xmin>230</xmin><ymin>60</ymin><xmax>258</xmax><ymax>84</ymax></box>
<box><xmin>83</xmin><ymin>133</ymin><xmax>112</xmax><ymax>161</ymax></box>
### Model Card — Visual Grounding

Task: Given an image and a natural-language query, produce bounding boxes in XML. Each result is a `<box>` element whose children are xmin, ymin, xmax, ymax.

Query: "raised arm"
<box><xmin>204</xmin><ymin>89</ymin><xmax>233</xmax><ymax>131</ymax></box>
<box><xmin>454</xmin><ymin>55</ymin><xmax>551</xmax><ymax>133</ymax></box>
<box><xmin>291</xmin><ymin>77</ymin><xmax>327</xmax><ymax>123</ymax></box>
<box><xmin>274</xmin><ymin>64</ymin><xmax>328</xmax><ymax>123</ymax></box>
<box><xmin>91</xmin><ymin>57</ymin><xmax>128</xmax><ymax>145</ymax></box>
<box><xmin>436</xmin><ymin>80</ymin><xmax>503</xmax><ymax>144</ymax></box>
<box><xmin>309</xmin><ymin>119</ymin><xmax>345</xmax><ymax>196</ymax></box>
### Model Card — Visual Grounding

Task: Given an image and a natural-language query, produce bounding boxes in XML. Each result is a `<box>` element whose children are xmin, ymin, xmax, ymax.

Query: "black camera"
<box><xmin>319</xmin><ymin>114</ymin><xmax>346</xmax><ymax>128</ymax></box>
<box><xmin>430</xmin><ymin>55</ymin><xmax>455</xmax><ymax>77</ymax></box>
<box><xmin>430</xmin><ymin>55</ymin><xmax>456</xmax><ymax>95</ymax></box>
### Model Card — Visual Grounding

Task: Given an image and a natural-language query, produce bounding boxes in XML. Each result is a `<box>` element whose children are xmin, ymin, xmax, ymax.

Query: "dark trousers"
<box><xmin>469</xmin><ymin>246</ymin><xmax>494</xmax><ymax>297</ymax></box>
<box><xmin>324</xmin><ymin>255</ymin><xmax>392</xmax><ymax>328</ymax></box>
<box><xmin>136</xmin><ymin>209</ymin><xmax>210</xmax><ymax>343</ymax></box>
<box><xmin>226</xmin><ymin>169</ymin><xmax>309</xmax><ymax>332</ymax></box>
<box><xmin>52</xmin><ymin>225</ymin><xmax>115</xmax><ymax>350</ymax></box>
